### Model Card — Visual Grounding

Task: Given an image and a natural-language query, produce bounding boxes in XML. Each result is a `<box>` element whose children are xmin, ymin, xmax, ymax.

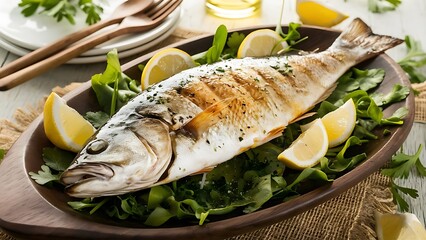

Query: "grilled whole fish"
<box><xmin>60</xmin><ymin>18</ymin><xmax>403</xmax><ymax>198</ymax></box>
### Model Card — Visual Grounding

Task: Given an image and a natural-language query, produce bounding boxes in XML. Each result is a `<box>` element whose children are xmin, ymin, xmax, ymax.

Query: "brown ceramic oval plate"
<box><xmin>0</xmin><ymin>25</ymin><xmax>414</xmax><ymax>239</ymax></box>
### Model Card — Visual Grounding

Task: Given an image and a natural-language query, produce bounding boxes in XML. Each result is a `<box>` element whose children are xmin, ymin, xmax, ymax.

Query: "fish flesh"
<box><xmin>60</xmin><ymin>18</ymin><xmax>402</xmax><ymax>198</ymax></box>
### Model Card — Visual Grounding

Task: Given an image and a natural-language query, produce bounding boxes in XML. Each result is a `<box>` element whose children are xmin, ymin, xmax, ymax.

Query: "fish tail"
<box><xmin>330</xmin><ymin>18</ymin><xmax>403</xmax><ymax>62</ymax></box>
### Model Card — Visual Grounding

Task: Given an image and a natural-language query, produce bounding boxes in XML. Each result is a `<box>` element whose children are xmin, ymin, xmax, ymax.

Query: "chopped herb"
<box><xmin>216</xmin><ymin>67</ymin><xmax>225</xmax><ymax>72</ymax></box>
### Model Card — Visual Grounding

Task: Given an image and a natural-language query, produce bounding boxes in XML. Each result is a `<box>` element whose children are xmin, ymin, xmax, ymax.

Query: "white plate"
<box><xmin>0</xmin><ymin>0</ymin><xmax>180</xmax><ymax>56</ymax></box>
<box><xmin>0</xmin><ymin>21</ymin><xmax>179</xmax><ymax>64</ymax></box>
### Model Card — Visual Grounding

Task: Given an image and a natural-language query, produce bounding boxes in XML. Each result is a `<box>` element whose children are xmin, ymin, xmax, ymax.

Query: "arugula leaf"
<box><xmin>287</xmin><ymin>168</ymin><xmax>331</xmax><ymax>189</ymax></box>
<box><xmin>42</xmin><ymin>147</ymin><xmax>75</xmax><ymax>171</ymax></box>
<box><xmin>320</xmin><ymin>137</ymin><xmax>368</xmax><ymax>174</ymax></box>
<box><xmin>281</xmin><ymin>22</ymin><xmax>302</xmax><ymax>44</ymax></box>
<box><xmin>29</xmin><ymin>165</ymin><xmax>60</xmax><ymax>185</ymax></box>
<box><xmin>327</xmin><ymin>68</ymin><xmax>385</xmax><ymax>105</ymax></box>
<box><xmin>353</xmin><ymin>68</ymin><xmax>385</xmax><ymax>91</ymax></box>
<box><xmin>316</xmin><ymin>101</ymin><xmax>338</xmax><ymax>118</ymax></box>
<box><xmin>390</xmin><ymin>180</ymin><xmax>419</xmax><ymax>212</ymax></box>
<box><xmin>91</xmin><ymin>49</ymin><xmax>140</xmax><ymax>116</ymax></box>
<box><xmin>85</xmin><ymin>111</ymin><xmax>109</xmax><ymax>129</ymax></box>
<box><xmin>355</xmin><ymin>118</ymin><xmax>380</xmax><ymax>138</ymax></box>
<box><xmin>145</xmin><ymin>207</ymin><xmax>175</xmax><ymax>226</ymax></box>
<box><xmin>243</xmin><ymin>175</ymin><xmax>273</xmax><ymax>213</ymax></box>
<box><xmin>69</xmin><ymin>197</ymin><xmax>109</xmax><ymax>215</ymax></box>
<box><xmin>381</xmin><ymin>145</ymin><xmax>424</xmax><ymax>179</ymax></box>
<box><xmin>206</xmin><ymin>25</ymin><xmax>228</xmax><ymax>64</ymax></box>
<box><xmin>147</xmin><ymin>186</ymin><xmax>174</xmax><ymax>210</ymax></box>
<box><xmin>381</xmin><ymin>107</ymin><xmax>408</xmax><ymax>125</ymax></box>
<box><xmin>398</xmin><ymin>36</ymin><xmax>426</xmax><ymax>83</ymax></box>
<box><xmin>276</xmin><ymin>22</ymin><xmax>305</xmax><ymax>52</ymax></box>
<box><xmin>371</xmin><ymin>84</ymin><xmax>410</xmax><ymax>107</ymax></box>
<box><xmin>368</xmin><ymin>0</ymin><xmax>401</xmax><ymax>13</ymax></box>
<box><xmin>18</xmin><ymin>0</ymin><xmax>103</xmax><ymax>25</ymax></box>
<box><xmin>0</xmin><ymin>149</ymin><xmax>5</xmax><ymax>161</ymax></box>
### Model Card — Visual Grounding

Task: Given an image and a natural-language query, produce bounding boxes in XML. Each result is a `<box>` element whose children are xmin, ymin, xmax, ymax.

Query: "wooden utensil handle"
<box><xmin>0</xmin><ymin>28</ymin><xmax>125</xmax><ymax>91</ymax></box>
<box><xmin>0</xmin><ymin>18</ymin><xmax>119</xmax><ymax>80</ymax></box>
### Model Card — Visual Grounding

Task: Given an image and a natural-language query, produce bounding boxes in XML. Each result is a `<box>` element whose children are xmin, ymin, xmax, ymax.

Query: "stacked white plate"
<box><xmin>0</xmin><ymin>0</ymin><xmax>181</xmax><ymax>64</ymax></box>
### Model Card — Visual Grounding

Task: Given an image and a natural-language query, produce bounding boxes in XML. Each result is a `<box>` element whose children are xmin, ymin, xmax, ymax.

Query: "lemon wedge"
<box><xmin>44</xmin><ymin>92</ymin><xmax>95</xmax><ymax>152</ymax></box>
<box><xmin>296</xmin><ymin>0</ymin><xmax>348</xmax><ymax>28</ymax></box>
<box><xmin>376</xmin><ymin>212</ymin><xmax>426</xmax><ymax>240</ymax></box>
<box><xmin>141</xmin><ymin>48</ymin><xmax>196</xmax><ymax>90</ymax></box>
<box><xmin>278</xmin><ymin>119</ymin><xmax>328</xmax><ymax>170</ymax></box>
<box><xmin>322</xmin><ymin>98</ymin><xmax>356</xmax><ymax>148</ymax></box>
<box><xmin>237</xmin><ymin>29</ymin><xmax>288</xmax><ymax>58</ymax></box>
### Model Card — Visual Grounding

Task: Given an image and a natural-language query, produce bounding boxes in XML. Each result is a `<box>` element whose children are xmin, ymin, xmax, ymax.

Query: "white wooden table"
<box><xmin>1</xmin><ymin>0</ymin><xmax>425</xmax><ymax>226</ymax></box>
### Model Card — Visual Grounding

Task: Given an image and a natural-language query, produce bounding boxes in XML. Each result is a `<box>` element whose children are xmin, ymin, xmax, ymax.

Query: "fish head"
<box><xmin>60</xmin><ymin>117</ymin><xmax>172</xmax><ymax>198</ymax></box>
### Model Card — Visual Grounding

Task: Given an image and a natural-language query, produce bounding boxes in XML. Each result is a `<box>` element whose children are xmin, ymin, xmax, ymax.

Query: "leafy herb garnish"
<box><xmin>367</xmin><ymin>0</ymin><xmax>402</xmax><ymax>13</ymax></box>
<box><xmin>381</xmin><ymin>145</ymin><xmax>426</xmax><ymax>211</ymax></box>
<box><xmin>274</xmin><ymin>0</ymin><xmax>304</xmax><ymax>47</ymax></box>
<box><xmin>206</xmin><ymin>25</ymin><xmax>228</xmax><ymax>64</ymax></box>
<box><xmin>29</xmin><ymin>165</ymin><xmax>61</xmax><ymax>185</ymax></box>
<box><xmin>390</xmin><ymin>180</ymin><xmax>419</xmax><ymax>212</ymax></box>
<box><xmin>398</xmin><ymin>35</ymin><xmax>426</xmax><ymax>83</ymax></box>
<box><xmin>223</xmin><ymin>32</ymin><xmax>246</xmax><ymax>58</ymax></box>
<box><xmin>381</xmin><ymin>145</ymin><xmax>425</xmax><ymax>179</ymax></box>
<box><xmin>91</xmin><ymin>49</ymin><xmax>140</xmax><ymax>116</ymax></box>
<box><xmin>18</xmin><ymin>0</ymin><xmax>103</xmax><ymax>25</ymax></box>
<box><xmin>193</xmin><ymin>25</ymin><xmax>243</xmax><ymax>64</ymax></box>
<box><xmin>85</xmin><ymin>111</ymin><xmax>110</xmax><ymax>129</ymax></box>
<box><xmin>29</xmin><ymin>147</ymin><xmax>74</xmax><ymax>185</ymax></box>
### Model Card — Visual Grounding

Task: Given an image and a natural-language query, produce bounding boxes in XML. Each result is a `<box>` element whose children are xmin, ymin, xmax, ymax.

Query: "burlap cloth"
<box><xmin>1</xmin><ymin>28</ymin><xmax>425</xmax><ymax>240</ymax></box>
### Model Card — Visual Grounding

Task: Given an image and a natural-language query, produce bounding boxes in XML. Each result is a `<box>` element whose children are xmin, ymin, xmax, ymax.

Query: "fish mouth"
<box><xmin>60</xmin><ymin>163</ymin><xmax>115</xmax><ymax>186</ymax></box>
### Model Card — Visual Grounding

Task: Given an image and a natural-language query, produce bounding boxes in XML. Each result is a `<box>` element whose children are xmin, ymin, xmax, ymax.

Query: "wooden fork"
<box><xmin>0</xmin><ymin>0</ymin><xmax>182</xmax><ymax>91</ymax></box>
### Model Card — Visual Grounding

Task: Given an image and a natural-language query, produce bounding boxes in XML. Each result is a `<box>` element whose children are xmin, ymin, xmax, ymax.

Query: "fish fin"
<box><xmin>191</xmin><ymin>166</ymin><xmax>216</xmax><ymax>175</ymax></box>
<box><xmin>267</xmin><ymin>126</ymin><xmax>286</xmax><ymax>139</ymax></box>
<box><xmin>290</xmin><ymin>112</ymin><xmax>316</xmax><ymax>123</ymax></box>
<box><xmin>183</xmin><ymin>97</ymin><xmax>236</xmax><ymax>139</ymax></box>
<box><xmin>331</xmin><ymin>18</ymin><xmax>403</xmax><ymax>62</ymax></box>
<box><xmin>250</xmin><ymin>126</ymin><xmax>286</xmax><ymax>149</ymax></box>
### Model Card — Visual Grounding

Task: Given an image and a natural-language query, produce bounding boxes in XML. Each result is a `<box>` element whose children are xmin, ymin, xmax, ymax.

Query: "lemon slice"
<box><xmin>141</xmin><ymin>48</ymin><xmax>196</xmax><ymax>90</ymax></box>
<box><xmin>296</xmin><ymin>0</ymin><xmax>348</xmax><ymax>28</ymax></box>
<box><xmin>376</xmin><ymin>212</ymin><xmax>426</xmax><ymax>240</ymax></box>
<box><xmin>237</xmin><ymin>29</ymin><xmax>288</xmax><ymax>58</ymax></box>
<box><xmin>44</xmin><ymin>92</ymin><xmax>95</xmax><ymax>152</ymax></box>
<box><xmin>322</xmin><ymin>98</ymin><xmax>356</xmax><ymax>148</ymax></box>
<box><xmin>278</xmin><ymin>119</ymin><xmax>328</xmax><ymax>170</ymax></box>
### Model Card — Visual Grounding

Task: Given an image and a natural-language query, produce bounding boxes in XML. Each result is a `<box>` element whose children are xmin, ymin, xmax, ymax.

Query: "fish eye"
<box><xmin>86</xmin><ymin>139</ymin><xmax>108</xmax><ymax>154</ymax></box>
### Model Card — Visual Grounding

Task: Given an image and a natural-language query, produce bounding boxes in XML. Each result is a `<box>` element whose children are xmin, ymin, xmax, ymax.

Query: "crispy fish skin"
<box><xmin>60</xmin><ymin>18</ymin><xmax>403</xmax><ymax>198</ymax></box>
